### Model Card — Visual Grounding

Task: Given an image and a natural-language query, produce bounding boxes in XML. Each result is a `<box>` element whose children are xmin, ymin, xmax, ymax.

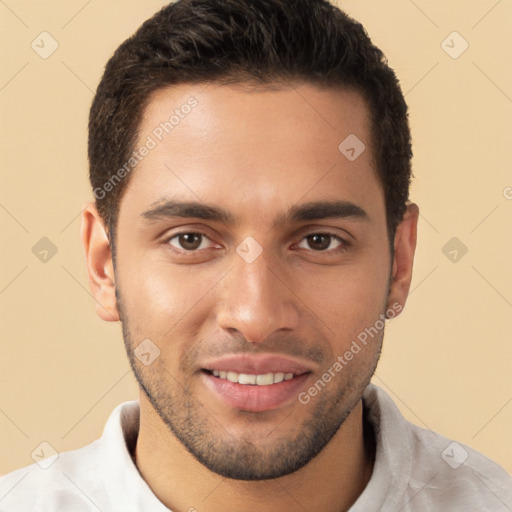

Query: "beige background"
<box><xmin>0</xmin><ymin>0</ymin><xmax>511</xmax><ymax>479</ymax></box>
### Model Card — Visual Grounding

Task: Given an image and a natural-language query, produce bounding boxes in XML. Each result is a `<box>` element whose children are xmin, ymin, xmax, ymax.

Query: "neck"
<box><xmin>134</xmin><ymin>393</ymin><xmax>374</xmax><ymax>512</ymax></box>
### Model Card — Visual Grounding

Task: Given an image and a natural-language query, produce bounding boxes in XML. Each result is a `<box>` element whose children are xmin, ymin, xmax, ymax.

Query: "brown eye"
<box><xmin>299</xmin><ymin>233</ymin><xmax>343</xmax><ymax>252</ymax></box>
<box><xmin>168</xmin><ymin>233</ymin><xmax>210</xmax><ymax>251</ymax></box>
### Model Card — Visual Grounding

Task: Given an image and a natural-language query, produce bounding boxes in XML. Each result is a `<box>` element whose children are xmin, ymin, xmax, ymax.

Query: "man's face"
<box><xmin>112</xmin><ymin>83</ymin><xmax>394</xmax><ymax>479</ymax></box>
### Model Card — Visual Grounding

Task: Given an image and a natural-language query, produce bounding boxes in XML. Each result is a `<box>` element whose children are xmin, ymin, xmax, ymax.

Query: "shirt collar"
<box><xmin>97</xmin><ymin>400</ymin><xmax>171</xmax><ymax>511</ymax></box>
<box><xmin>350</xmin><ymin>383</ymin><xmax>413</xmax><ymax>510</ymax></box>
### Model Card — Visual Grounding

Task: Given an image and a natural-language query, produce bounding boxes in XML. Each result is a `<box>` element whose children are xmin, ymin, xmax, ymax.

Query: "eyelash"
<box><xmin>164</xmin><ymin>231</ymin><xmax>351</xmax><ymax>255</ymax></box>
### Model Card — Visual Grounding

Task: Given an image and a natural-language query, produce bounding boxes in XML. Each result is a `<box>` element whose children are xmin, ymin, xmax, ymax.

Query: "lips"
<box><xmin>200</xmin><ymin>354</ymin><xmax>313</xmax><ymax>412</ymax></box>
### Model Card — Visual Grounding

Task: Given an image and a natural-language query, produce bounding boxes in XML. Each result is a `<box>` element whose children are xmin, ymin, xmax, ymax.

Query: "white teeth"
<box><xmin>210</xmin><ymin>370</ymin><xmax>297</xmax><ymax>385</ymax></box>
<box><xmin>256</xmin><ymin>373</ymin><xmax>274</xmax><ymax>386</ymax></box>
<box><xmin>227</xmin><ymin>371</ymin><xmax>239</xmax><ymax>383</ymax></box>
<box><xmin>273</xmin><ymin>372</ymin><xmax>284</xmax><ymax>383</ymax></box>
<box><xmin>238</xmin><ymin>373</ymin><xmax>256</xmax><ymax>385</ymax></box>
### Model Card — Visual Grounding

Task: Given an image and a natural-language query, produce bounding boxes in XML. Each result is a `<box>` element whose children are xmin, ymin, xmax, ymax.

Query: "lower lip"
<box><xmin>202</xmin><ymin>372</ymin><xmax>310</xmax><ymax>412</ymax></box>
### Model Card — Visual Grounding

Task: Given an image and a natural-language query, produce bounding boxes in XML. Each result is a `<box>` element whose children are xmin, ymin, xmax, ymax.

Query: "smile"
<box><xmin>208</xmin><ymin>370</ymin><xmax>296</xmax><ymax>386</ymax></box>
<box><xmin>199</xmin><ymin>353</ymin><xmax>315</xmax><ymax>412</ymax></box>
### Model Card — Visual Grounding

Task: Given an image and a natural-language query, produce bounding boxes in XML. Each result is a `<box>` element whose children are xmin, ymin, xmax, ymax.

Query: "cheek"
<box><xmin>295</xmin><ymin>255</ymin><xmax>390</xmax><ymax>340</ymax></box>
<box><xmin>119</xmin><ymin>257</ymin><xmax>221</xmax><ymax>336</ymax></box>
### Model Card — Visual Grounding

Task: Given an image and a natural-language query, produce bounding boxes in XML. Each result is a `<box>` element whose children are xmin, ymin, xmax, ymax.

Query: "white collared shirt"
<box><xmin>1</xmin><ymin>384</ymin><xmax>511</xmax><ymax>511</ymax></box>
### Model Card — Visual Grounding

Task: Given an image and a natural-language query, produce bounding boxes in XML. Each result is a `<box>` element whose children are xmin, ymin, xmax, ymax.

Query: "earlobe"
<box><xmin>80</xmin><ymin>203</ymin><xmax>120</xmax><ymax>322</ymax></box>
<box><xmin>387</xmin><ymin>203</ymin><xmax>419</xmax><ymax>314</ymax></box>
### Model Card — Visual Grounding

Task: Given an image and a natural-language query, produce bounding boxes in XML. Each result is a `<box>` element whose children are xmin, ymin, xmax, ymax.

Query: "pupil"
<box><xmin>309</xmin><ymin>234</ymin><xmax>330</xmax><ymax>251</ymax></box>
<box><xmin>180</xmin><ymin>233</ymin><xmax>201</xmax><ymax>250</ymax></box>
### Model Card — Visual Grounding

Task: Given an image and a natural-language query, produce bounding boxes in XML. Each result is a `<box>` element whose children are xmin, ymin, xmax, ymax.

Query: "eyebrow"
<box><xmin>140</xmin><ymin>199</ymin><xmax>369</xmax><ymax>227</ymax></box>
<box><xmin>283</xmin><ymin>200</ymin><xmax>369</xmax><ymax>225</ymax></box>
<box><xmin>141</xmin><ymin>201</ymin><xmax>234</xmax><ymax>224</ymax></box>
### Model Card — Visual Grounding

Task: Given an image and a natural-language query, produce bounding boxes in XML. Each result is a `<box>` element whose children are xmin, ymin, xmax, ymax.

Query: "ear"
<box><xmin>80</xmin><ymin>202</ymin><xmax>119</xmax><ymax>322</ymax></box>
<box><xmin>387</xmin><ymin>203</ymin><xmax>419</xmax><ymax>315</ymax></box>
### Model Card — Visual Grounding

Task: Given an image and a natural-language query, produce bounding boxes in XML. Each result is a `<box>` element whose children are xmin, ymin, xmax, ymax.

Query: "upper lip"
<box><xmin>201</xmin><ymin>354</ymin><xmax>314</xmax><ymax>375</ymax></box>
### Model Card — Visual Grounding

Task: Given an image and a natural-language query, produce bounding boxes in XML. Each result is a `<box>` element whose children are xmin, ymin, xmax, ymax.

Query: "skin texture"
<box><xmin>81</xmin><ymin>82</ymin><xmax>419</xmax><ymax>511</ymax></box>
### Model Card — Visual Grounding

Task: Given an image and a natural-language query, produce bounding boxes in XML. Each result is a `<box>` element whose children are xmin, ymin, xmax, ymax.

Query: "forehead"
<box><xmin>119</xmin><ymin>82</ymin><xmax>383</xmax><ymax>226</ymax></box>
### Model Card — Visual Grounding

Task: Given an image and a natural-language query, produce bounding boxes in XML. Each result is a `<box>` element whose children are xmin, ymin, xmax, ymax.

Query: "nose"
<box><xmin>216</xmin><ymin>250</ymin><xmax>300</xmax><ymax>343</ymax></box>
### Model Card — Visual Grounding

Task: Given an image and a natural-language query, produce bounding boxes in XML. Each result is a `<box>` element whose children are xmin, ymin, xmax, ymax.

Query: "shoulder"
<box><xmin>0</xmin><ymin>440</ymin><xmax>106</xmax><ymax>511</ymax></box>
<box><xmin>406</xmin><ymin>423</ymin><xmax>512</xmax><ymax>510</ymax></box>
<box><xmin>0</xmin><ymin>401</ymin><xmax>139</xmax><ymax>511</ymax></box>
<box><xmin>363</xmin><ymin>384</ymin><xmax>512</xmax><ymax>511</ymax></box>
